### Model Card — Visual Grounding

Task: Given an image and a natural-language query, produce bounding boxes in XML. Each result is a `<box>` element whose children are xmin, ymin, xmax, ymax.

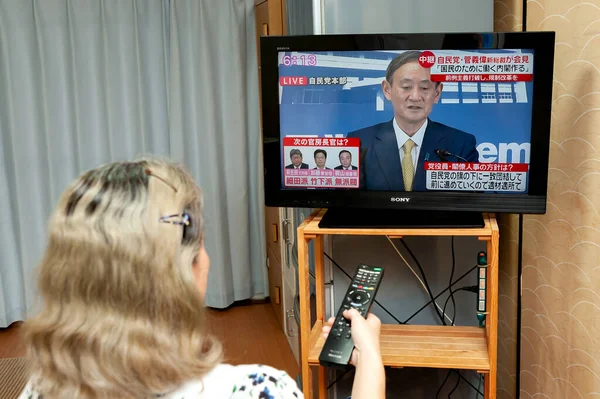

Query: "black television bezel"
<box><xmin>260</xmin><ymin>32</ymin><xmax>555</xmax><ymax>214</ymax></box>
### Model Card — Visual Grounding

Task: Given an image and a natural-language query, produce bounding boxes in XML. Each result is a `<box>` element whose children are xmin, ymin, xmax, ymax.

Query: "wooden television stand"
<box><xmin>297</xmin><ymin>209</ymin><xmax>499</xmax><ymax>399</ymax></box>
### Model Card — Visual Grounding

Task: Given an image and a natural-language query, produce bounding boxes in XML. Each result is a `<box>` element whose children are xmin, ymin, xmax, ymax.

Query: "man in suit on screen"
<box><xmin>346</xmin><ymin>50</ymin><xmax>479</xmax><ymax>191</ymax></box>
<box><xmin>312</xmin><ymin>149</ymin><xmax>331</xmax><ymax>170</ymax></box>
<box><xmin>334</xmin><ymin>150</ymin><xmax>358</xmax><ymax>170</ymax></box>
<box><xmin>285</xmin><ymin>148</ymin><xmax>309</xmax><ymax>169</ymax></box>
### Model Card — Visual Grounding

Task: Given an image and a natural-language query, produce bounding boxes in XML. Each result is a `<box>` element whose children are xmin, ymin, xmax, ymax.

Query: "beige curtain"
<box><xmin>520</xmin><ymin>0</ymin><xmax>600</xmax><ymax>398</ymax></box>
<box><xmin>0</xmin><ymin>0</ymin><xmax>266</xmax><ymax>327</ymax></box>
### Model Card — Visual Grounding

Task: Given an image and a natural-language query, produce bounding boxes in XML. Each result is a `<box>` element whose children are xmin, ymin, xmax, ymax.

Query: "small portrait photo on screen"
<box><xmin>285</xmin><ymin>148</ymin><xmax>309</xmax><ymax>169</ymax></box>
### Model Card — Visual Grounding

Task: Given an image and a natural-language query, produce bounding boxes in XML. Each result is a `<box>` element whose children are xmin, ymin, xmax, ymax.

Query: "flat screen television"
<box><xmin>260</xmin><ymin>32</ymin><xmax>555</xmax><ymax>228</ymax></box>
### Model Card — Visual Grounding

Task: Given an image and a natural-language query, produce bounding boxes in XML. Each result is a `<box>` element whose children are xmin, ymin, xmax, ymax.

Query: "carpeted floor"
<box><xmin>0</xmin><ymin>358</ymin><xmax>28</xmax><ymax>399</ymax></box>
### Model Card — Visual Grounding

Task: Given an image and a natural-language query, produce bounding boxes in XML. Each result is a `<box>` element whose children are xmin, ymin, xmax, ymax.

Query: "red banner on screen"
<box><xmin>431</xmin><ymin>74</ymin><xmax>533</xmax><ymax>82</ymax></box>
<box><xmin>279</xmin><ymin>76</ymin><xmax>309</xmax><ymax>86</ymax></box>
<box><xmin>283</xmin><ymin>137</ymin><xmax>360</xmax><ymax>147</ymax></box>
<box><xmin>425</xmin><ymin>162</ymin><xmax>529</xmax><ymax>172</ymax></box>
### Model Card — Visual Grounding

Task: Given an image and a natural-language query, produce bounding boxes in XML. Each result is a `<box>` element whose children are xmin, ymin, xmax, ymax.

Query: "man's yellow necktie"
<box><xmin>402</xmin><ymin>139</ymin><xmax>416</xmax><ymax>191</ymax></box>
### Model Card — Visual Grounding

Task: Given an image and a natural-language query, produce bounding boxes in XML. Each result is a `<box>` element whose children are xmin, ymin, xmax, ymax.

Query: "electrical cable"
<box><xmin>436</xmin><ymin>370</ymin><xmax>453</xmax><ymax>398</ymax></box>
<box><xmin>402</xmin><ymin>265</ymin><xmax>477</xmax><ymax>324</ymax></box>
<box><xmin>392</xmin><ymin>236</ymin><xmax>475</xmax><ymax>398</ymax></box>
<box><xmin>447</xmin><ymin>236</ymin><xmax>457</xmax><ymax>326</ymax></box>
<box><xmin>453</xmin><ymin>371</ymin><xmax>484</xmax><ymax>396</ymax></box>
<box><xmin>455</xmin><ymin>371</ymin><xmax>483</xmax><ymax>395</ymax></box>
<box><xmin>327</xmin><ymin>367</ymin><xmax>354</xmax><ymax>389</ymax></box>
<box><xmin>447</xmin><ymin>369</ymin><xmax>461</xmax><ymax>398</ymax></box>
<box><xmin>442</xmin><ymin>293</ymin><xmax>454</xmax><ymax>325</ymax></box>
<box><xmin>442</xmin><ymin>286</ymin><xmax>478</xmax><ymax>326</ymax></box>
<box><xmin>396</xmin><ymin>238</ymin><xmax>446</xmax><ymax>324</ymax></box>
<box><xmin>439</xmin><ymin>284</ymin><xmax>480</xmax><ymax>398</ymax></box>
<box><xmin>438</xmin><ymin>369</ymin><xmax>484</xmax><ymax>398</ymax></box>
<box><xmin>323</xmin><ymin>252</ymin><xmax>404</xmax><ymax>325</ymax></box>
<box><xmin>386</xmin><ymin>236</ymin><xmax>454</xmax><ymax>325</ymax></box>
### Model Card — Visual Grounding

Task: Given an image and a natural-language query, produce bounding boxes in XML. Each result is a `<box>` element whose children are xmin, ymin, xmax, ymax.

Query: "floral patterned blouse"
<box><xmin>18</xmin><ymin>364</ymin><xmax>304</xmax><ymax>399</ymax></box>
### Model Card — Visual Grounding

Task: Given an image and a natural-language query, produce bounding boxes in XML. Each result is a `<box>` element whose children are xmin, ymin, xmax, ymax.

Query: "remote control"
<box><xmin>319</xmin><ymin>264</ymin><xmax>384</xmax><ymax>368</ymax></box>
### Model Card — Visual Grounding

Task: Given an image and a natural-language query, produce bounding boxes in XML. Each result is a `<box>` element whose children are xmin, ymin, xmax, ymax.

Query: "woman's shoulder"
<box><xmin>17</xmin><ymin>379</ymin><xmax>41</xmax><ymax>399</ymax></box>
<box><xmin>17</xmin><ymin>364</ymin><xmax>303</xmax><ymax>399</ymax></box>
<box><xmin>159</xmin><ymin>364</ymin><xmax>303</xmax><ymax>398</ymax></box>
<box><xmin>203</xmin><ymin>363</ymin><xmax>303</xmax><ymax>398</ymax></box>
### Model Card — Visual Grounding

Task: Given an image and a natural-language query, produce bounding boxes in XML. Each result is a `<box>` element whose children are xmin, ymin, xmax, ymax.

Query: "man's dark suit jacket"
<box><xmin>285</xmin><ymin>163</ymin><xmax>309</xmax><ymax>169</ymax></box>
<box><xmin>334</xmin><ymin>165</ymin><xmax>358</xmax><ymax>170</ymax></box>
<box><xmin>346</xmin><ymin>119</ymin><xmax>479</xmax><ymax>191</ymax></box>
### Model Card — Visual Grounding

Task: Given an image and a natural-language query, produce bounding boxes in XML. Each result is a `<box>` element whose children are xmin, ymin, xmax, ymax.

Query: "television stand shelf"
<box><xmin>297</xmin><ymin>209</ymin><xmax>499</xmax><ymax>399</ymax></box>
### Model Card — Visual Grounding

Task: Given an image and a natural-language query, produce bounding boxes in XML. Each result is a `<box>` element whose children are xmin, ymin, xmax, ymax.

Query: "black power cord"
<box><xmin>438</xmin><ymin>286</ymin><xmax>479</xmax><ymax>397</ymax></box>
<box><xmin>438</xmin><ymin>369</ymin><xmax>484</xmax><ymax>398</ymax></box>
<box><xmin>454</xmin><ymin>370</ymin><xmax>484</xmax><ymax>397</ymax></box>
<box><xmin>442</xmin><ymin>285</ymin><xmax>478</xmax><ymax>326</ymax></box>
<box><xmin>327</xmin><ymin>367</ymin><xmax>354</xmax><ymax>389</ymax></box>
<box><xmin>448</xmin><ymin>370</ymin><xmax>461</xmax><ymax>398</ymax></box>
<box><xmin>403</xmin><ymin>265</ymin><xmax>478</xmax><ymax>324</ymax></box>
<box><xmin>446</xmin><ymin>236</ymin><xmax>457</xmax><ymax>326</ymax></box>
<box><xmin>436</xmin><ymin>370</ymin><xmax>453</xmax><ymax>398</ymax></box>
<box><xmin>398</xmin><ymin>239</ymin><xmax>446</xmax><ymax>325</ymax></box>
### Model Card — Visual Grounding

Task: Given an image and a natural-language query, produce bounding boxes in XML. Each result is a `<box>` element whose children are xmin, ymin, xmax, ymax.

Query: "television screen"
<box><xmin>280</xmin><ymin>49</ymin><xmax>533</xmax><ymax>193</ymax></box>
<box><xmin>261</xmin><ymin>33</ymin><xmax>555</xmax><ymax>219</ymax></box>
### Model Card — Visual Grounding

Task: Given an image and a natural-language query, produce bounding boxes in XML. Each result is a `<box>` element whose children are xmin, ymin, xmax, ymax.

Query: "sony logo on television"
<box><xmin>390</xmin><ymin>197</ymin><xmax>411</xmax><ymax>203</ymax></box>
<box><xmin>277</xmin><ymin>47</ymin><xmax>290</xmax><ymax>50</ymax></box>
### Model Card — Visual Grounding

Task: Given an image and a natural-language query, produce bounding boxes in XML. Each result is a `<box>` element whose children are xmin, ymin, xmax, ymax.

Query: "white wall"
<box><xmin>323</xmin><ymin>0</ymin><xmax>493</xmax><ymax>34</ymax></box>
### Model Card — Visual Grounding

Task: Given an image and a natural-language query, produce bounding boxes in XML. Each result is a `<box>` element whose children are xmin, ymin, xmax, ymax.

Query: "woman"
<box><xmin>18</xmin><ymin>158</ymin><xmax>384</xmax><ymax>398</ymax></box>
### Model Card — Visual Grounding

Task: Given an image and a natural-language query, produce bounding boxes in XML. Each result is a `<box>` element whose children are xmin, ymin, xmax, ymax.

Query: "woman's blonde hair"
<box><xmin>24</xmin><ymin>158</ymin><xmax>222</xmax><ymax>398</ymax></box>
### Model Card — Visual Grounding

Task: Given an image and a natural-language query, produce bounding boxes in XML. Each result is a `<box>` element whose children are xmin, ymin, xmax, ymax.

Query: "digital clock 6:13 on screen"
<box><xmin>281</xmin><ymin>54</ymin><xmax>317</xmax><ymax>66</ymax></box>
